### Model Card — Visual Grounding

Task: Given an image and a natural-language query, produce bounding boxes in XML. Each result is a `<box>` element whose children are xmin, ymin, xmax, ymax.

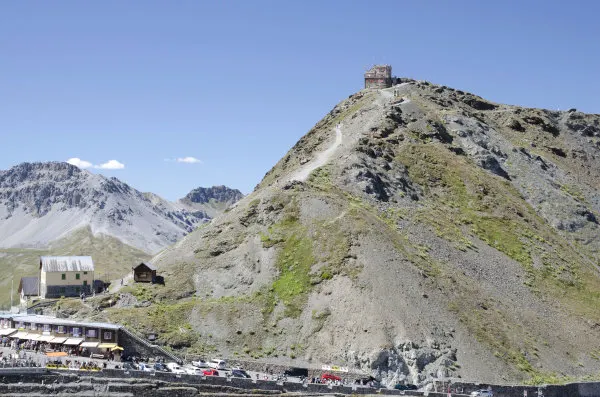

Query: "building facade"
<box><xmin>364</xmin><ymin>65</ymin><xmax>392</xmax><ymax>89</ymax></box>
<box><xmin>39</xmin><ymin>256</ymin><xmax>94</xmax><ymax>299</ymax></box>
<box><xmin>0</xmin><ymin>312</ymin><xmax>180</xmax><ymax>363</ymax></box>
<box><xmin>0</xmin><ymin>314</ymin><xmax>121</xmax><ymax>357</ymax></box>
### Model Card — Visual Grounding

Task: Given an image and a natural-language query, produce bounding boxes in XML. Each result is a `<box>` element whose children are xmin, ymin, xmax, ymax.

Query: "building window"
<box><xmin>72</xmin><ymin>327</ymin><xmax>81</xmax><ymax>337</ymax></box>
<box><xmin>43</xmin><ymin>324</ymin><xmax>50</xmax><ymax>332</ymax></box>
<box><xmin>59</xmin><ymin>287</ymin><xmax>66</xmax><ymax>294</ymax></box>
<box><xmin>83</xmin><ymin>280</ymin><xmax>88</xmax><ymax>286</ymax></box>
<box><xmin>57</xmin><ymin>326</ymin><xmax>65</xmax><ymax>334</ymax></box>
<box><xmin>103</xmin><ymin>331</ymin><xmax>112</xmax><ymax>340</ymax></box>
<box><xmin>83</xmin><ymin>271</ymin><xmax>88</xmax><ymax>275</ymax></box>
<box><xmin>61</xmin><ymin>274</ymin><xmax>66</xmax><ymax>280</ymax></box>
<box><xmin>86</xmin><ymin>329</ymin><xmax>97</xmax><ymax>338</ymax></box>
<box><xmin>76</xmin><ymin>273</ymin><xmax>80</xmax><ymax>280</ymax></box>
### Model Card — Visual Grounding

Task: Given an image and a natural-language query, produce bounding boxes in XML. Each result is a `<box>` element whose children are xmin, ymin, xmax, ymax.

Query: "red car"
<box><xmin>203</xmin><ymin>369</ymin><xmax>219</xmax><ymax>376</ymax></box>
<box><xmin>321</xmin><ymin>373</ymin><xmax>342</xmax><ymax>381</ymax></box>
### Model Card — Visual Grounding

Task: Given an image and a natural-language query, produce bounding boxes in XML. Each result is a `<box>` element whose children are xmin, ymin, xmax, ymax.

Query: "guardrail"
<box><xmin>120</xmin><ymin>326</ymin><xmax>182</xmax><ymax>364</ymax></box>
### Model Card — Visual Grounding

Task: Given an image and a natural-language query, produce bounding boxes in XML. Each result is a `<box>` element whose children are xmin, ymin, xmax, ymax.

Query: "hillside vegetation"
<box><xmin>82</xmin><ymin>80</ymin><xmax>600</xmax><ymax>386</ymax></box>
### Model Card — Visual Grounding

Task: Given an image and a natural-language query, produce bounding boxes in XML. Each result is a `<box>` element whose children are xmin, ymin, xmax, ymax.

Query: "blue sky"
<box><xmin>1</xmin><ymin>1</ymin><xmax>599</xmax><ymax>200</ymax></box>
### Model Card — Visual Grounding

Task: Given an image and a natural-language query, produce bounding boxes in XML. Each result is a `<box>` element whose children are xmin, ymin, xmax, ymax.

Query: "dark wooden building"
<box><xmin>132</xmin><ymin>262</ymin><xmax>157</xmax><ymax>283</ymax></box>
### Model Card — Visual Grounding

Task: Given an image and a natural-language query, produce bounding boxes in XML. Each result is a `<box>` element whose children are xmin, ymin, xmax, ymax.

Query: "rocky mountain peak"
<box><xmin>178</xmin><ymin>185</ymin><xmax>244</xmax><ymax>219</ymax></box>
<box><xmin>183</xmin><ymin>185</ymin><xmax>244</xmax><ymax>204</ymax></box>
<box><xmin>0</xmin><ymin>161</ymin><xmax>210</xmax><ymax>253</ymax></box>
<box><xmin>0</xmin><ymin>161</ymin><xmax>84</xmax><ymax>185</ymax></box>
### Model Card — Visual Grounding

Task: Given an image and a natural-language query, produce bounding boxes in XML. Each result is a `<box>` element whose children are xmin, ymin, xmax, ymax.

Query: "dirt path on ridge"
<box><xmin>287</xmin><ymin>123</ymin><xmax>343</xmax><ymax>182</ymax></box>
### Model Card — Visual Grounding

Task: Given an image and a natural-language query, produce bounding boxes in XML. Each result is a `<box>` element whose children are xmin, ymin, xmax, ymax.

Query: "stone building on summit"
<box><xmin>364</xmin><ymin>65</ymin><xmax>392</xmax><ymax>89</ymax></box>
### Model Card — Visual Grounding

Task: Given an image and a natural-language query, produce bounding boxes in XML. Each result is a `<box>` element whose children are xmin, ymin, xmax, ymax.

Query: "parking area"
<box><xmin>0</xmin><ymin>343</ymin><xmax>380</xmax><ymax>392</ymax></box>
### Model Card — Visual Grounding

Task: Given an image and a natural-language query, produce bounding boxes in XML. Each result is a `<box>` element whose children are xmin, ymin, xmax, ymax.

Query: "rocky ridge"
<box><xmin>179</xmin><ymin>186</ymin><xmax>244</xmax><ymax>219</ymax></box>
<box><xmin>90</xmin><ymin>79</ymin><xmax>600</xmax><ymax>387</ymax></box>
<box><xmin>0</xmin><ymin>162</ymin><xmax>242</xmax><ymax>254</ymax></box>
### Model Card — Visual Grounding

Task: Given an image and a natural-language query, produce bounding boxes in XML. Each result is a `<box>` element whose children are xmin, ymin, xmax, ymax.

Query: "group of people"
<box><xmin>0</xmin><ymin>343</ymin><xmax>120</xmax><ymax>372</ymax></box>
<box><xmin>0</xmin><ymin>351</ymin><xmax>41</xmax><ymax>368</ymax></box>
<box><xmin>46</xmin><ymin>359</ymin><xmax>102</xmax><ymax>371</ymax></box>
<box><xmin>4</xmin><ymin>337</ymin><xmax>116</xmax><ymax>361</ymax></box>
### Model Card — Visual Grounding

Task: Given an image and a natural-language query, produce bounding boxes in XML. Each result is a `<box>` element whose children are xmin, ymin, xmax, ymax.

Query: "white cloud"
<box><xmin>175</xmin><ymin>156</ymin><xmax>202</xmax><ymax>164</ymax></box>
<box><xmin>66</xmin><ymin>158</ymin><xmax>93</xmax><ymax>169</ymax></box>
<box><xmin>95</xmin><ymin>160</ymin><xmax>125</xmax><ymax>170</ymax></box>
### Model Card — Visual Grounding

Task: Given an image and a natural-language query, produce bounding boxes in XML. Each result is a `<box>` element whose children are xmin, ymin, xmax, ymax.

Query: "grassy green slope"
<box><xmin>0</xmin><ymin>226</ymin><xmax>150</xmax><ymax>308</ymax></box>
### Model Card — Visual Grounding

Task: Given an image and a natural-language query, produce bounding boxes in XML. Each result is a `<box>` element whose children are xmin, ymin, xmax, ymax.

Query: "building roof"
<box><xmin>364</xmin><ymin>64</ymin><xmax>392</xmax><ymax>78</ymax></box>
<box><xmin>134</xmin><ymin>262</ymin><xmax>157</xmax><ymax>271</ymax></box>
<box><xmin>1</xmin><ymin>314</ymin><xmax>121</xmax><ymax>330</ymax></box>
<box><xmin>18</xmin><ymin>277</ymin><xmax>39</xmax><ymax>296</ymax></box>
<box><xmin>40</xmin><ymin>256</ymin><xmax>94</xmax><ymax>272</ymax></box>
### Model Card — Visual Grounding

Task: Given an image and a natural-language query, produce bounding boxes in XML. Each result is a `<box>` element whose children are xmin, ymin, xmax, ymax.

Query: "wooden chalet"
<box><xmin>132</xmin><ymin>262</ymin><xmax>157</xmax><ymax>283</ymax></box>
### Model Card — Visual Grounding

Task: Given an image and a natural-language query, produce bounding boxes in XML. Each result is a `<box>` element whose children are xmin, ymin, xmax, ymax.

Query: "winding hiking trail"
<box><xmin>288</xmin><ymin>123</ymin><xmax>343</xmax><ymax>182</ymax></box>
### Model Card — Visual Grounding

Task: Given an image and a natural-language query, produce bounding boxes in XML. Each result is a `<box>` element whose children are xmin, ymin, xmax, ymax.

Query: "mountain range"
<box><xmin>36</xmin><ymin>79</ymin><xmax>600</xmax><ymax>386</ymax></box>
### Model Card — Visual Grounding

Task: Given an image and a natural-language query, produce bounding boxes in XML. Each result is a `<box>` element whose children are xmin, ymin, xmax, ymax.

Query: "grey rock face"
<box><xmin>183</xmin><ymin>185</ymin><xmax>244</xmax><ymax>204</ymax></box>
<box><xmin>179</xmin><ymin>185</ymin><xmax>244</xmax><ymax>218</ymax></box>
<box><xmin>345</xmin><ymin>340</ymin><xmax>458</xmax><ymax>388</ymax></box>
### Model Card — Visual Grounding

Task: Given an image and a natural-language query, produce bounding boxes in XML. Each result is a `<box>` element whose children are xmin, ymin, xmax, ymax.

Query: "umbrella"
<box><xmin>111</xmin><ymin>346</ymin><xmax>124</xmax><ymax>351</ymax></box>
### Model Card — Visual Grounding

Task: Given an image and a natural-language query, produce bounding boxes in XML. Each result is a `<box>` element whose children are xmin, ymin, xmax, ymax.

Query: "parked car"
<box><xmin>395</xmin><ymin>384</ymin><xmax>418</xmax><ymax>391</ymax></box>
<box><xmin>138</xmin><ymin>363</ymin><xmax>153</xmax><ymax>372</ymax></box>
<box><xmin>356</xmin><ymin>376</ymin><xmax>379</xmax><ymax>387</ymax></box>
<box><xmin>208</xmin><ymin>359</ymin><xmax>226</xmax><ymax>370</ymax></box>
<box><xmin>471</xmin><ymin>390</ymin><xmax>493</xmax><ymax>397</ymax></box>
<box><xmin>231</xmin><ymin>369</ymin><xmax>251</xmax><ymax>378</ymax></box>
<box><xmin>203</xmin><ymin>369</ymin><xmax>220</xmax><ymax>376</ymax></box>
<box><xmin>121</xmin><ymin>353</ymin><xmax>141</xmax><ymax>362</ymax></box>
<box><xmin>153</xmin><ymin>362</ymin><xmax>169</xmax><ymax>372</ymax></box>
<box><xmin>123</xmin><ymin>362</ymin><xmax>138</xmax><ymax>371</ymax></box>
<box><xmin>184</xmin><ymin>366</ymin><xmax>203</xmax><ymax>375</ymax></box>
<box><xmin>166</xmin><ymin>362</ymin><xmax>186</xmax><ymax>374</ymax></box>
<box><xmin>192</xmin><ymin>359</ymin><xmax>209</xmax><ymax>368</ymax></box>
<box><xmin>284</xmin><ymin>367</ymin><xmax>309</xmax><ymax>378</ymax></box>
<box><xmin>321</xmin><ymin>373</ymin><xmax>342</xmax><ymax>382</ymax></box>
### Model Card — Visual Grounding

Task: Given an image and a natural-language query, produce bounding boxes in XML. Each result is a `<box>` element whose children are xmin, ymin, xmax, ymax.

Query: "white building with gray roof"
<box><xmin>39</xmin><ymin>256</ymin><xmax>94</xmax><ymax>299</ymax></box>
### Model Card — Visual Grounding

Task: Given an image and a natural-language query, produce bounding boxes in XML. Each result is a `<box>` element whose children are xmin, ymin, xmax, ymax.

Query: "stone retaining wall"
<box><xmin>1</xmin><ymin>368</ymin><xmax>600</xmax><ymax>397</ymax></box>
<box><xmin>450</xmin><ymin>380</ymin><xmax>589</xmax><ymax>397</ymax></box>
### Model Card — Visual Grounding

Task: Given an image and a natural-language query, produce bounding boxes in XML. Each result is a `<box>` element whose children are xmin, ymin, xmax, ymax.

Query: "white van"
<box><xmin>208</xmin><ymin>359</ymin><xmax>226</xmax><ymax>370</ymax></box>
<box><xmin>166</xmin><ymin>362</ymin><xmax>186</xmax><ymax>374</ymax></box>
